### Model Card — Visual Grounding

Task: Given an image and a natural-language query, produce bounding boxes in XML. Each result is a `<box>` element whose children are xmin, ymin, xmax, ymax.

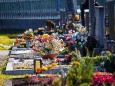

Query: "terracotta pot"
<box><xmin>41</xmin><ymin>54</ymin><xmax>57</xmax><ymax>60</ymax></box>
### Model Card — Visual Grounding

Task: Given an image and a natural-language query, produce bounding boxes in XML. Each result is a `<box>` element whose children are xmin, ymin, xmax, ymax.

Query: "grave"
<box><xmin>4</xmin><ymin>58</ymin><xmax>68</xmax><ymax>75</ymax></box>
<box><xmin>4</xmin><ymin>48</ymin><xmax>68</xmax><ymax>75</ymax></box>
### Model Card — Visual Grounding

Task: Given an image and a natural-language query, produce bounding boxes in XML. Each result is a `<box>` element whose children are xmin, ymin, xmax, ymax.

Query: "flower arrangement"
<box><xmin>33</xmin><ymin>34</ymin><xmax>65</xmax><ymax>55</ymax></box>
<box><xmin>65</xmin><ymin>29</ymin><xmax>88</xmax><ymax>51</ymax></box>
<box><xmin>23</xmin><ymin>29</ymin><xmax>34</xmax><ymax>40</ymax></box>
<box><xmin>92</xmin><ymin>70</ymin><xmax>115</xmax><ymax>86</ymax></box>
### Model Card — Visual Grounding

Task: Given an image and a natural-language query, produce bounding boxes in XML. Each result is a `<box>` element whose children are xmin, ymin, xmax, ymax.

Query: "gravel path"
<box><xmin>0</xmin><ymin>50</ymin><xmax>12</xmax><ymax>86</ymax></box>
<box><xmin>4</xmin><ymin>79</ymin><xmax>12</xmax><ymax>86</ymax></box>
<box><xmin>0</xmin><ymin>50</ymin><xmax>9</xmax><ymax>58</ymax></box>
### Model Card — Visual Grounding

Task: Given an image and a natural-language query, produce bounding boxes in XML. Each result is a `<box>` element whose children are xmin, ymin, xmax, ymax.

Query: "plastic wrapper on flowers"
<box><xmin>64</xmin><ymin>28</ymin><xmax>88</xmax><ymax>51</ymax></box>
<box><xmin>32</xmin><ymin>34</ymin><xmax>66</xmax><ymax>56</ymax></box>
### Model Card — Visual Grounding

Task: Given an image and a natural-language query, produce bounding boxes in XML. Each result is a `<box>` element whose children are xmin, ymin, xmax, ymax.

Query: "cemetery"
<box><xmin>0</xmin><ymin>0</ymin><xmax>115</xmax><ymax>86</ymax></box>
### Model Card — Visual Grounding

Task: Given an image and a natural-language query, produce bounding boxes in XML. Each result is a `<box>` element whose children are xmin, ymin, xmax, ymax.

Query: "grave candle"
<box><xmin>34</xmin><ymin>57</ymin><xmax>42</xmax><ymax>73</ymax></box>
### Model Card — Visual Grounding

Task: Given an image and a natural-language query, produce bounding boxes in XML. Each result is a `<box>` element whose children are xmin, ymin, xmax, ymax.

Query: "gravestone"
<box><xmin>85</xmin><ymin>11</ymin><xmax>89</xmax><ymax>32</ymax></box>
<box><xmin>95</xmin><ymin>6</ymin><xmax>105</xmax><ymax>47</ymax></box>
<box><xmin>89</xmin><ymin>0</ymin><xmax>95</xmax><ymax>36</ymax></box>
<box><xmin>105</xmin><ymin>0</ymin><xmax>115</xmax><ymax>40</ymax></box>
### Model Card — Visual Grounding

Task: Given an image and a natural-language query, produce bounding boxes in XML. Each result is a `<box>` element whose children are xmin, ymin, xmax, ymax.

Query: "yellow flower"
<box><xmin>42</xmin><ymin>34</ymin><xmax>50</xmax><ymax>39</ymax></box>
<box><xmin>50</xmin><ymin>30</ymin><xmax>55</xmax><ymax>32</ymax></box>
<box><xmin>71</xmin><ymin>58</ymin><xmax>74</xmax><ymax>62</ymax></box>
<box><xmin>38</xmin><ymin>28</ymin><xmax>42</xmax><ymax>30</ymax></box>
<box><xmin>73</xmin><ymin>61</ymin><xmax>80</xmax><ymax>65</ymax></box>
<box><xmin>46</xmin><ymin>74</ymin><xmax>51</xmax><ymax>77</ymax></box>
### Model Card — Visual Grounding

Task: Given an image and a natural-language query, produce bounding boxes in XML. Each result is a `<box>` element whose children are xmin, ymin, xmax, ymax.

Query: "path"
<box><xmin>0</xmin><ymin>50</ymin><xmax>9</xmax><ymax>58</ymax></box>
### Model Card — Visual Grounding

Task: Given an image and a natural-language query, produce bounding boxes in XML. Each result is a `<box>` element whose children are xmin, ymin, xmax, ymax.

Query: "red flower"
<box><xmin>56</xmin><ymin>58</ymin><xmax>60</xmax><ymax>62</ymax></box>
<box><xmin>41</xmin><ymin>38</ymin><xmax>47</xmax><ymax>42</ymax></box>
<box><xmin>65</xmin><ymin>54</ymin><xmax>69</xmax><ymax>60</ymax></box>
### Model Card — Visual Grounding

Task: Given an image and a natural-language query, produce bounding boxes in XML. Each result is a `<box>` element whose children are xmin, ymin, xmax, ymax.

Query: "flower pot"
<box><xmin>41</xmin><ymin>54</ymin><xmax>57</xmax><ymax>60</ymax></box>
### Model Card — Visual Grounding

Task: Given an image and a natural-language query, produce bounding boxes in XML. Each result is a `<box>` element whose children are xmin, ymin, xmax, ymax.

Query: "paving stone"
<box><xmin>4</xmin><ymin>79</ymin><xmax>12</xmax><ymax>86</ymax></box>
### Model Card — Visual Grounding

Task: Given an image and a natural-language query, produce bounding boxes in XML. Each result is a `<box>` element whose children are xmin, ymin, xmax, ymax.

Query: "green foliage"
<box><xmin>84</xmin><ymin>51</ymin><xmax>112</xmax><ymax>67</ymax></box>
<box><xmin>0</xmin><ymin>46</ymin><xmax>8</xmax><ymax>50</ymax></box>
<box><xmin>104</xmin><ymin>54</ymin><xmax>115</xmax><ymax>72</ymax></box>
<box><xmin>59</xmin><ymin>48</ymin><xmax>68</xmax><ymax>55</ymax></box>
<box><xmin>52</xmin><ymin>77</ymin><xmax>62</xmax><ymax>86</ymax></box>
<box><xmin>66</xmin><ymin>52</ymin><xmax>94</xmax><ymax>86</ymax></box>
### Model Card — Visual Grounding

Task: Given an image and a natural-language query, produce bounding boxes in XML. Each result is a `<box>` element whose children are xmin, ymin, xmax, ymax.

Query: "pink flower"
<box><xmin>66</xmin><ymin>36</ymin><xmax>71</xmax><ymax>40</ymax></box>
<box><xmin>70</xmin><ymin>40</ymin><xmax>75</xmax><ymax>44</ymax></box>
<box><xmin>56</xmin><ymin>58</ymin><xmax>60</xmax><ymax>62</ymax></box>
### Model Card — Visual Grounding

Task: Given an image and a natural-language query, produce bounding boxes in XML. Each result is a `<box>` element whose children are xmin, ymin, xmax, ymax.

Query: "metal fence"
<box><xmin>0</xmin><ymin>0</ymin><xmax>67</xmax><ymax>19</ymax></box>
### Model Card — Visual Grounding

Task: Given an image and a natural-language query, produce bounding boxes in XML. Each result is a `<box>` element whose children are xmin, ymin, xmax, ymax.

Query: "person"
<box><xmin>44</xmin><ymin>20</ymin><xmax>55</xmax><ymax>34</ymax></box>
<box><xmin>86</xmin><ymin>36</ymin><xmax>98</xmax><ymax>56</ymax></box>
<box><xmin>45</xmin><ymin>20</ymin><xmax>55</xmax><ymax>31</ymax></box>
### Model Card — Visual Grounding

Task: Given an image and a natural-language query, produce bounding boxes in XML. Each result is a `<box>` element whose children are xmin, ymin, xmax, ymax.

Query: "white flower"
<box><xmin>29</xmin><ymin>29</ymin><xmax>33</xmax><ymax>32</ymax></box>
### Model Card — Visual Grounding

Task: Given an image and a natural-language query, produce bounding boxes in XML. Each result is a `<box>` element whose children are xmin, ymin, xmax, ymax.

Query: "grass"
<box><xmin>0</xmin><ymin>29</ymin><xmax>24</xmax><ymax>50</ymax></box>
<box><xmin>0</xmin><ymin>36</ymin><xmax>14</xmax><ymax>50</ymax></box>
<box><xmin>0</xmin><ymin>36</ymin><xmax>14</xmax><ymax>45</ymax></box>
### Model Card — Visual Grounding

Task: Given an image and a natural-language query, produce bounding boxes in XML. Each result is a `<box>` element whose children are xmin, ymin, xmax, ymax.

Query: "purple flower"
<box><xmin>70</xmin><ymin>40</ymin><xmax>75</xmax><ymax>44</ymax></box>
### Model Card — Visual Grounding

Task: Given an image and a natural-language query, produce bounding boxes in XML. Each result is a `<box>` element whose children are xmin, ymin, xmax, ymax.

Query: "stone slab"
<box><xmin>10</xmin><ymin>50</ymin><xmax>32</xmax><ymax>55</ymax></box>
<box><xmin>5</xmin><ymin>57</ymin><xmax>68</xmax><ymax>75</ymax></box>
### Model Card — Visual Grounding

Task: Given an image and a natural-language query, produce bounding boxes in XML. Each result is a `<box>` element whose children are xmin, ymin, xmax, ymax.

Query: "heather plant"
<box><xmin>104</xmin><ymin>54</ymin><xmax>115</xmax><ymax>73</ymax></box>
<box><xmin>25</xmin><ymin>75</ymin><xmax>61</xmax><ymax>86</ymax></box>
<box><xmin>91</xmin><ymin>70</ymin><xmax>115</xmax><ymax>86</ymax></box>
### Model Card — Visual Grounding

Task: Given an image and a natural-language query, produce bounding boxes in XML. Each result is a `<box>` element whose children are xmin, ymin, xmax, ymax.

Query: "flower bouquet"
<box><xmin>65</xmin><ymin>29</ymin><xmax>88</xmax><ymax>52</ymax></box>
<box><xmin>33</xmin><ymin>34</ymin><xmax>65</xmax><ymax>59</ymax></box>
